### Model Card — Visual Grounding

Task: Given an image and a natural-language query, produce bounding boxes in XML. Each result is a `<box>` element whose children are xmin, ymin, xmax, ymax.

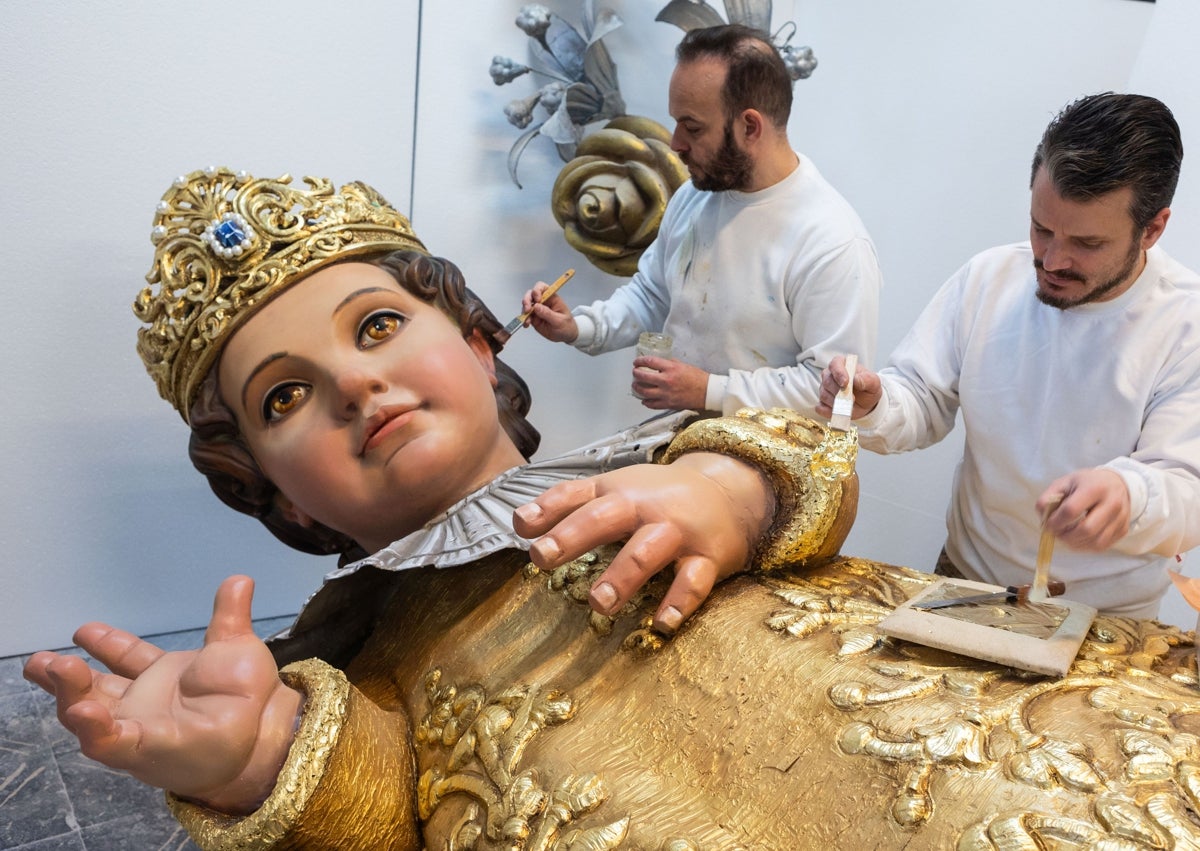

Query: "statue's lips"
<box><xmin>361</xmin><ymin>407</ymin><xmax>416</xmax><ymax>455</ymax></box>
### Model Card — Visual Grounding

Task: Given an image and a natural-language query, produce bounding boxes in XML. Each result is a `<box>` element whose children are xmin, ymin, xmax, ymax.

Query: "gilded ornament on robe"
<box><xmin>764</xmin><ymin>559</ymin><xmax>1200</xmax><ymax>849</ymax></box>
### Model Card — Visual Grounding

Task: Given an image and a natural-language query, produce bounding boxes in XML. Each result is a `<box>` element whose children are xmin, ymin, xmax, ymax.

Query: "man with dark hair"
<box><xmin>819</xmin><ymin>93</ymin><xmax>1200</xmax><ymax>618</ymax></box>
<box><xmin>525</xmin><ymin>24</ymin><xmax>881</xmax><ymax>416</ymax></box>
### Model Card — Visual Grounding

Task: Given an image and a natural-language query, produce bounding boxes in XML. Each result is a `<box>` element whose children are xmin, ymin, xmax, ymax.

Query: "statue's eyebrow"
<box><xmin>241</xmin><ymin>352</ymin><xmax>288</xmax><ymax>416</ymax></box>
<box><xmin>333</xmin><ymin>287</ymin><xmax>393</xmax><ymax>316</ymax></box>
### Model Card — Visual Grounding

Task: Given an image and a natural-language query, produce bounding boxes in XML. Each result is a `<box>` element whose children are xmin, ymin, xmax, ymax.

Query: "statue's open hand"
<box><xmin>514</xmin><ymin>454</ymin><xmax>774</xmax><ymax>634</ymax></box>
<box><xmin>23</xmin><ymin>575</ymin><xmax>303</xmax><ymax>815</ymax></box>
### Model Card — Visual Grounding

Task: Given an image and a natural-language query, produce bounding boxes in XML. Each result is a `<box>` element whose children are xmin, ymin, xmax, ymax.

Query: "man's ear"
<box><xmin>467</xmin><ymin>328</ymin><xmax>499</xmax><ymax>388</ymax></box>
<box><xmin>273</xmin><ymin>492</ymin><xmax>314</xmax><ymax>528</ymax></box>
<box><xmin>739</xmin><ymin>108</ymin><xmax>765</xmax><ymax>144</ymax></box>
<box><xmin>1140</xmin><ymin>207</ymin><xmax>1171</xmax><ymax>251</ymax></box>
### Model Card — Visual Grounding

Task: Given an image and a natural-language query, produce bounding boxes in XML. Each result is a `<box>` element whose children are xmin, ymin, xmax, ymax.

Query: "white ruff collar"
<box><xmin>268</xmin><ymin>412</ymin><xmax>692</xmax><ymax>653</ymax></box>
<box><xmin>329</xmin><ymin>411</ymin><xmax>691</xmax><ymax>579</ymax></box>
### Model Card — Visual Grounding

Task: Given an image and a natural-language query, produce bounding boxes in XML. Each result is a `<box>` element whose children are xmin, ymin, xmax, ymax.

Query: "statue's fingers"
<box><xmin>74</xmin><ymin>622</ymin><xmax>165</xmax><ymax>679</ymax></box>
<box><xmin>204</xmin><ymin>576</ymin><xmax>256</xmax><ymax>645</ymax></box>
<box><xmin>653</xmin><ymin>556</ymin><xmax>719</xmax><ymax>636</ymax></box>
<box><xmin>66</xmin><ymin>701</ymin><xmax>142</xmax><ymax>770</ymax></box>
<box><xmin>513</xmin><ymin>478</ymin><xmax>601</xmax><ymax>538</ymax></box>
<box><xmin>526</xmin><ymin>492</ymin><xmax>640</xmax><ymax>571</ymax></box>
<box><xmin>43</xmin><ymin>655</ymin><xmax>117</xmax><ymax>733</ymax></box>
<box><xmin>44</xmin><ymin>653</ymin><xmax>97</xmax><ymax>695</ymax></box>
<box><xmin>589</xmin><ymin>523</ymin><xmax>683</xmax><ymax>617</ymax></box>
<box><xmin>23</xmin><ymin>650</ymin><xmax>61</xmax><ymax>694</ymax></box>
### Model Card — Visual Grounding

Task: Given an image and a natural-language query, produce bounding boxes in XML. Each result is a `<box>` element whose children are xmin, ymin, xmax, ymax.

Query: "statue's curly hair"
<box><xmin>186</xmin><ymin>249</ymin><xmax>540</xmax><ymax>559</ymax></box>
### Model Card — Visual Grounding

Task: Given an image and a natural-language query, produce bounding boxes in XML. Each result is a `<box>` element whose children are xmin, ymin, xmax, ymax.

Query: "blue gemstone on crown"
<box><xmin>201</xmin><ymin>211</ymin><xmax>257</xmax><ymax>259</ymax></box>
<box><xmin>214</xmin><ymin>218</ymin><xmax>246</xmax><ymax>248</ymax></box>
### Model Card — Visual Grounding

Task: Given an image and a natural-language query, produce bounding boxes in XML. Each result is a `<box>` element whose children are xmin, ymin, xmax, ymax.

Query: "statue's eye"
<box><xmin>359</xmin><ymin>311</ymin><xmax>405</xmax><ymax>348</ymax></box>
<box><xmin>263</xmin><ymin>384</ymin><xmax>309</xmax><ymax>422</ymax></box>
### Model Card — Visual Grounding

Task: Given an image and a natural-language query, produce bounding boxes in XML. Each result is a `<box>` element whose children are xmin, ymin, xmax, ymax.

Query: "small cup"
<box><xmin>636</xmin><ymin>332</ymin><xmax>673</xmax><ymax>360</ymax></box>
<box><xmin>634</xmin><ymin>332</ymin><xmax>673</xmax><ymax>398</ymax></box>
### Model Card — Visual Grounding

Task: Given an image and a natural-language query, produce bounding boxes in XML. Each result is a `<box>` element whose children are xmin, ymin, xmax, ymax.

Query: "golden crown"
<box><xmin>134</xmin><ymin>167</ymin><xmax>427</xmax><ymax>421</ymax></box>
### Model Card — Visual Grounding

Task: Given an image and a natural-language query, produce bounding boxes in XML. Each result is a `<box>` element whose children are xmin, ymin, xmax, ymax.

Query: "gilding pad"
<box><xmin>879</xmin><ymin>577</ymin><xmax>1096</xmax><ymax>677</ymax></box>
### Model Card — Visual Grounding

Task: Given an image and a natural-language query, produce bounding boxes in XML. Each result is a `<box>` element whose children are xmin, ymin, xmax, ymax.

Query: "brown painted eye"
<box><xmin>264</xmin><ymin>384</ymin><xmax>308</xmax><ymax>421</ymax></box>
<box><xmin>360</xmin><ymin>312</ymin><xmax>404</xmax><ymax>347</ymax></box>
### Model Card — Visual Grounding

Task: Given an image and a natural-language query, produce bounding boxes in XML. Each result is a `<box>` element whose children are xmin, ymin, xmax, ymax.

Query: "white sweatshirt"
<box><xmin>572</xmin><ymin>154</ymin><xmax>881</xmax><ymax>415</ymax></box>
<box><xmin>858</xmin><ymin>242</ymin><xmax>1200</xmax><ymax>617</ymax></box>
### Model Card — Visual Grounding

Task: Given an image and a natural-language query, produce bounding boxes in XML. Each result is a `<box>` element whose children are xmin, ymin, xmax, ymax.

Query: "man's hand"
<box><xmin>633</xmin><ymin>357</ymin><xmax>710</xmax><ymax>410</ymax></box>
<box><xmin>513</xmin><ymin>453</ymin><xmax>774</xmax><ymax>634</ymax></box>
<box><xmin>520</xmin><ymin>280</ymin><xmax>579</xmax><ymax>343</ymax></box>
<box><xmin>817</xmin><ymin>355</ymin><xmax>882</xmax><ymax>420</ymax></box>
<box><xmin>1037</xmin><ymin>468</ymin><xmax>1131</xmax><ymax>551</ymax></box>
<box><xmin>23</xmin><ymin>576</ymin><xmax>303</xmax><ymax>815</ymax></box>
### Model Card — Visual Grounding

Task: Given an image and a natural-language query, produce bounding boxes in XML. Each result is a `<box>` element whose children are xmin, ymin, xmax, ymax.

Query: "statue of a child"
<box><xmin>25</xmin><ymin>170</ymin><xmax>1200</xmax><ymax>850</ymax></box>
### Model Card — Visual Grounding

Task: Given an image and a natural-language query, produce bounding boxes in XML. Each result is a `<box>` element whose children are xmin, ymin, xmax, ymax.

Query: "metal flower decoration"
<box><xmin>491</xmin><ymin>2</ymin><xmax>627</xmax><ymax>188</ymax></box>
<box><xmin>491</xmin><ymin>0</ymin><xmax>817</xmax><ymax>277</ymax></box>
<box><xmin>550</xmin><ymin>116</ymin><xmax>688</xmax><ymax>276</ymax></box>
<box><xmin>656</xmin><ymin>0</ymin><xmax>818</xmax><ymax>81</ymax></box>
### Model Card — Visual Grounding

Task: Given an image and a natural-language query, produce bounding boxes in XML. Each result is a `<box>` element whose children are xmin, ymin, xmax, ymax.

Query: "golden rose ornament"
<box><xmin>550</xmin><ymin>116</ymin><xmax>687</xmax><ymax>277</ymax></box>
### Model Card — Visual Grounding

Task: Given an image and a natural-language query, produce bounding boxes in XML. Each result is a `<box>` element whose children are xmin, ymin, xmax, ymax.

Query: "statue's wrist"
<box><xmin>664</xmin><ymin>451</ymin><xmax>775</xmax><ymax>563</ymax></box>
<box><xmin>661</xmin><ymin>408</ymin><xmax>858</xmax><ymax>571</ymax></box>
<box><xmin>168</xmin><ymin>660</ymin><xmax>352</xmax><ymax>847</ymax></box>
<box><xmin>188</xmin><ymin>683</ymin><xmax>305</xmax><ymax>816</ymax></box>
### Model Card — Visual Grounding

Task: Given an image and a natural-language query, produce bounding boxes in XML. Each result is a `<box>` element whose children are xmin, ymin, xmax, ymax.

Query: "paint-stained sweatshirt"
<box><xmin>571</xmin><ymin>153</ymin><xmax>881</xmax><ymax>415</ymax></box>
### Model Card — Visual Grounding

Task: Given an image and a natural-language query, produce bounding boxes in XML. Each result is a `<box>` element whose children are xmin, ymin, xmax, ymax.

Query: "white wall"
<box><xmin>0</xmin><ymin>1</ymin><xmax>421</xmax><ymax>655</ymax></box>
<box><xmin>3</xmin><ymin>0</ymin><xmax>1197</xmax><ymax>656</ymax></box>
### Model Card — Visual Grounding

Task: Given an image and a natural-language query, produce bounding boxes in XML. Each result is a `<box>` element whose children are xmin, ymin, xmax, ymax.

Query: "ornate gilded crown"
<box><xmin>135</xmin><ymin>167</ymin><xmax>427</xmax><ymax>421</ymax></box>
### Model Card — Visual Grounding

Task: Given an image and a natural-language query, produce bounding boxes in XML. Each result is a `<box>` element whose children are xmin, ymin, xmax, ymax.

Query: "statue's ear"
<box><xmin>467</xmin><ymin>328</ymin><xmax>499</xmax><ymax>388</ymax></box>
<box><xmin>272</xmin><ymin>491</ymin><xmax>314</xmax><ymax>528</ymax></box>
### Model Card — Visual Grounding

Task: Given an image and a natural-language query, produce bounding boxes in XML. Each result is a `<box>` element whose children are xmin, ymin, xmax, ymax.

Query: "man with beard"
<box><xmin>818</xmin><ymin>92</ymin><xmax>1200</xmax><ymax>618</ymax></box>
<box><xmin>523</xmin><ymin>24</ymin><xmax>881</xmax><ymax>415</ymax></box>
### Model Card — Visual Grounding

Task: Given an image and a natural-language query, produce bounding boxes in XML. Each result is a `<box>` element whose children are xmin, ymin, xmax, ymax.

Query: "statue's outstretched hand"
<box><xmin>514</xmin><ymin>453</ymin><xmax>773</xmax><ymax>635</ymax></box>
<box><xmin>24</xmin><ymin>575</ymin><xmax>303</xmax><ymax>815</ymax></box>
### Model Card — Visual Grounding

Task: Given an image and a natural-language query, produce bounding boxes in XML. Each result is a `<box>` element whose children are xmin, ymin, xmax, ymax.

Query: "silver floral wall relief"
<box><xmin>491</xmin><ymin>1</ymin><xmax>816</xmax><ymax>278</ymax></box>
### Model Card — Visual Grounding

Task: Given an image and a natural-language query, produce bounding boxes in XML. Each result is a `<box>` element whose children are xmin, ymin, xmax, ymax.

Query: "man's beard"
<box><xmin>686</xmin><ymin>121</ymin><xmax>753</xmax><ymax>192</ymax></box>
<box><xmin>1035</xmin><ymin>238</ymin><xmax>1142</xmax><ymax>309</ymax></box>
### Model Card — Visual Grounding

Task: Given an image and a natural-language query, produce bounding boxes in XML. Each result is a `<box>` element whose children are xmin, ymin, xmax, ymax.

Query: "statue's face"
<box><xmin>218</xmin><ymin>262</ymin><xmax>525</xmax><ymax>552</ymax></box>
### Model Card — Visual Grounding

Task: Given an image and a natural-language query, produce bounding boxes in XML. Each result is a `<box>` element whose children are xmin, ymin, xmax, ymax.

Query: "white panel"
<box><xmin>0</xmin><ymin>1</ymin><xmax>421</xmax><ymax>655</ymax></box>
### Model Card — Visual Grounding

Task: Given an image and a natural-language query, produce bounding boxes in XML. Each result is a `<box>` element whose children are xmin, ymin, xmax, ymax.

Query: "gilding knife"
<box><xmin>912</xmin><ymin>580</ymin><xmax>1066</xmax><ymax>610</ymax></box>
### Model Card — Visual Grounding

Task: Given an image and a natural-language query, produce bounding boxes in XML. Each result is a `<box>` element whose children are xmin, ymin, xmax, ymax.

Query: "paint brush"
<box><xmin>493</xmin><ymin>269</ymin><xmax>575</xmax><ymax>344</ymax></box>
<box><xmin>829</xmin><ymin>354</ymin><xmax>858</xmax><ymax>431</ymax></box>
<box><xmin>1029</xmin><ymin>494</ymin><xmax>1063</xmax><ymax>603</ymax></box>
<box><xmin>911</xmin><ymin>580</ymin><xmax>1067</xmax><ymax>609</ymax></box>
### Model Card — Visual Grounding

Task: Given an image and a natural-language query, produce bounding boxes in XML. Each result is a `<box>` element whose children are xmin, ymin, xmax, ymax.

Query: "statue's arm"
<box><xmin>662</xmin><ymin>407</ymin><xmax>859</xmax><ymax>570</ymax></box>
<box><xmin>514</xmin><ymin>408</ymin><xmax>857</xmax><ymax>633</ymax></box>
